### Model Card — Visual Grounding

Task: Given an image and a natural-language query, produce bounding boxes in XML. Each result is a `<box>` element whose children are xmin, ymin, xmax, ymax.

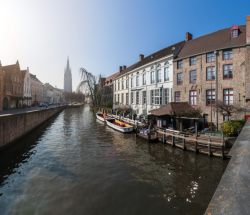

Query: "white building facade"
<box><xmin>113</xmin><ymin>41</ymin><xmax>184</xmax><ymax>115</ymax></box>
<box><xmin>44</xmin><ymin>83</ymin><xmax>65</xmax><ymax>104</ymax></box>
<box><xmin>22</xmin><ymin>67</ymin><xmax>32</xmax><ymax>107</ymax></box>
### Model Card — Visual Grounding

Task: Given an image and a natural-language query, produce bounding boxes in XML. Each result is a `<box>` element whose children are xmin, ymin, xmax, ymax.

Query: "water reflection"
<box><xmin>0</xmin><ymin>105</ymin><xmax>228</xmax><ymax>215</ymax></box>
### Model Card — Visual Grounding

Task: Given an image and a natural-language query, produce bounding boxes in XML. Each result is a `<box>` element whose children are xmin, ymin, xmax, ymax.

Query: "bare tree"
<box><xmin>213</xmin><ymin>100</ymin><xmax>243</xmax><ymax>120</ymax></box>
<box><xmin>77</xmin><ymin>68</ymin><xmax>104</xmax><ymax>107</ymax></box>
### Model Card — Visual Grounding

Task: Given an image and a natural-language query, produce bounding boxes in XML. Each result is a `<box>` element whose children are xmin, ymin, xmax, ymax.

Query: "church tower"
<box><xmin>64</xmin><ymin>57</ymin><xmax>72</xmax><ymax>93</ymax></box>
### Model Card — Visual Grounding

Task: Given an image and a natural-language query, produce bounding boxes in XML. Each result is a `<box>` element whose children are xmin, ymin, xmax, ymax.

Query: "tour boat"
<box><xmin>106</xmin><ymin>118</ymin><xmax>134</xmax><ymax>133</ymax></box>
<box><xmin>96</xmin><ymin>112</ymin><xmax>106</xmax><ymax>122</ymax></box>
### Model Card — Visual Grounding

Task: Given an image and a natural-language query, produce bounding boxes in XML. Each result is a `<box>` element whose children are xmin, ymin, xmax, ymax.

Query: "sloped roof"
<box><xmin>116</xmin><ymin>41</ymin><xmax>185</xmax><ymax>78</ymax></box>
<box><xmin>44</xmin><ymin>83</ymin><xmax>54</xmax><ymax>89</ymax></box>
<box><xmin>176</xmin><ymin>25</ymin><xmax>246</xmax><ymax>60</ymax></box>
<box><xmin>30</xmin><ymin>73</ymin><xmax>43</xmax><ymax>84</ymax></box>
<box><xmin>2</xmin><ymin>63</ymin><xmax>19</xmax><ymax>73</ymax></box>
<box><xmin>104</xmin><ymin>72</ymin><xmax>119</xmax><ymax>85</ymax></box>
<box><xmin>150</xmin><ymin>102</ymin><xmax>197</xmax><ymax>116</ymax></box>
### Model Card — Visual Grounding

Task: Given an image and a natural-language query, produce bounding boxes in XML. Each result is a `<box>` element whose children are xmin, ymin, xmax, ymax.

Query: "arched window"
<box><xmin>150</xmin><ymin>66</ymin><xmax>155</xmax><ymax>84</ymax></box>
<box><xmin>164</xmin><ymin>62</ymin><xmax>170</xmax><ymax>81</ymax></box>
<box><xmin>156</xmin><ymin>64</ymin><xmax>162</xmax><ymax>83</ymax></box>
<box><xmin>142</xmin><ymin>70</ymin><xmax>146</xmax><ymax>85</ymax></box>
<box><xmin>136</xmin><ymin>72</ymin><xmax>139</xmax><ymax>87</ymax></box>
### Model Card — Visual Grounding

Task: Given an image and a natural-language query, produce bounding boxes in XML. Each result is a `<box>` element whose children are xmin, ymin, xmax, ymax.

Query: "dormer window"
<box><xmin>231</xmin><ymin>25</ymin><xmax>239</xmax><ymax>38</ymax></box>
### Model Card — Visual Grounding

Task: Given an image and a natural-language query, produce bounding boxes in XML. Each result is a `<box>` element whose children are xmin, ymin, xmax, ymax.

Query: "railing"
<box><xmin>157</xmin><ymin>128</ymin><xmax>226</xmax><ymax>158</ymax></box>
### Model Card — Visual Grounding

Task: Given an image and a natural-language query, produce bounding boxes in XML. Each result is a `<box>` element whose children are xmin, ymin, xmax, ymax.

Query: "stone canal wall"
<box><xmin>0</xmin><ymin>107</ymin><xmax>64</xmax><ymax>149</ymax></box>
<box><xmin>205</xmin><ymin>119</ymin><xmax>250</xmax><ymax>215</ymax></box>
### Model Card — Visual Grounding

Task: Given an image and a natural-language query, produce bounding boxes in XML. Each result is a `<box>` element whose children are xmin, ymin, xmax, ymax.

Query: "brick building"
<box><xmin>173</xmin><ymin>16</ymin><xmax>250</xmax><ymax>127</ymax></box>
<box><xmin>103</xmin><ymin>72</ymin><xmax>119</xmax><ymax>108</ymax></box>
<box><xmin>2</xmin><ymin>61</ymin><xmax>24</xmax><ymax>109</ymax></box>
<box><xmin>0</xmin><ymin>62</ymin><xmax>4</xmax><ymax>111</ymax></box>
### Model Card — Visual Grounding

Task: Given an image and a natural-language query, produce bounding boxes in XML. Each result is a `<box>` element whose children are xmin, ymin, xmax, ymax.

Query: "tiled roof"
<box><xmin>104</xmin><ymin>72</ymin><xmax>119</xmax><ymax>85</ymax></box>
<box><xmin>2</xmin><ymin>64</ymin><xmax>19</xmax><ymax>73</ymax></box>
<box><xmin>176</xmin><ymin>25</ymin><xmax>246</xmax><ymax>60</ymax></box>
<box><xmin>150</xmin><ymin>102</ymin><xmax>195</xmax><ymax>116</ymax></box>
<box><xmin>30</xmin><ymin>73</ymin><xmax>43</xmax><ymax>84</ymax></box>
<box><xmin>116</xmin><ymin>41</ymin><xmax>185</xmax><ymax>78</ymax></box>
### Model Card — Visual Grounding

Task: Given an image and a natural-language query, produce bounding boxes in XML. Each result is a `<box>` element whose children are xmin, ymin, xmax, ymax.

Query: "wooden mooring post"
<box><xmin>162</xmin><ymin>133</ymin><xmax>166</xmax><ymax>144</ymax></box>
<box><xmin>172</xmin><ymin>135</ymin><xmax>175</xmax><ymax>147</ymax></box>
<box><xmin>182</xmin><ymin>135</ymin><xmax>186</xmax><ymax>150</ymax></box>
<box><xmin>156</xmin><ymin>129</ymin><xmax>226</xmax><ymax>159</ymax></box>
<box><xmin>195</xmin><ymin>135</ymin><xmax>198</xmax><ymax>153</ymax></box>
<box><xmin>208</xmin><ymin>136</ymin><xmax>212</xmax><ymax>157</ymax></box>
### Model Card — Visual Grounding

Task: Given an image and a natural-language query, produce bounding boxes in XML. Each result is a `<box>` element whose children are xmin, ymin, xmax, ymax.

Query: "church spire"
<box><xmin>64</xmin><ymin>57</ymin><xmax>72</xmax><ymax>93</ymax></box>
<box><xmin>67</xmin><ymin>56</ymin><xmax>70</xmax><ymax>69</ymax></box>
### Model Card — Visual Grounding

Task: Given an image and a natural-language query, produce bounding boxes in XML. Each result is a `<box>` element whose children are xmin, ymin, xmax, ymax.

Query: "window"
<box><xmin>189</xmin><ymin>70</ymin><xmax>197</xmax><ymax>84</ymax></box>
<box><xmin>175</xmin><ymin>91</ymin><xmax>180</xmax><ymax>102</ymax></box>
<box><xmin>142</xmin><ymin>73</ymin><xmax>146</xmax><ymax>85</ymax></box>
<box><xmin>206</xmin><ymin>52</ymin><xmax>215</xmax><ymax>63</ymax></box>
<box><xmin>136</xmin><ymin>73</ymin><xmax>139</xmax><ymax>86</ymax></box>
<box><xmin>177</xmin><ymin>60</ymin><xmax>183</xmax><ymax>69</ymax></box>
<box><xmin>223</xmin><ymin>64</ymin><xmax>233</xmax><ymax>79</ymax></box>
<box><xmin>154</xmin><ymin>89</ymin><xmax>160</xmax><ymax>105</ymax></box>
<box><xmin>126</xmin><ymin>93</ymin><xmax>128</xmax><ymax>105</ymax></box>
<box><xmin>131</xmin><ymin>92</ymin><xmax>134</xmax><ymax>104</ymax></box>
<box><xmin>126</xmin><ymin>78</ymin><xmax>128</xmax><ymax>89</ymax></box>
<box><xmin>223</xmin><ymin>89</ymin><xmax>233</xmax><ymax>105</ymax></box>
<box><xmin>121</xmin><ymin>80</ymin><xmax>124</xmax><ymax>90</ymax></box>
<box><xmin>131</xmin><ymin>76</ymin><xmax>133</xmax><ymax>87</ymax></box>
<box><xmin>155</xmin><ymin>89</ymin><xmax>162</xmax><ymax>105</ymax></box>
<box><xmin>206</xmin><ymin>89</ymin><xmax>215</xmax><ymax>105</ymax></box>
<box><xmin>163</xmin><ymin>88</ymin><xmax>170</xmax><ymax>104</ymax></box>
<box><xmin>223</xmin><ymin>49</ymin><xmax>233</xmax><ymax>60</ymax></box>
<box><xmin>190</xmin><ymin>57</ymin><xmax>196</xmax><ymax>66</ymax></box>
<box><xmin>223</xmin><ymin>114</ymin><xmax>230</xmax><ymax>122</ymax></box>
<box><xmin>136</xmin><ymin>91</ymin><xmax>139</xmax><ymax>105</ymax></box>
<box><xmin>206</xmin><ymin>66</ymin><xmax>215</xmax><ymax>80</ymax></box>
<box><xmin>189</xmin><ymin>90</ymin><xmax>197</xmax><ymax>105</ymax></box>
<box><xmin>150</xmin><ymin>89</ymin><xmax>162</xmax><ymax>105</ymax></box>
<box><xmin>177</xmin><ymin>72</ymin><xmax>183</xmax><ymax>85</ymax></box>
<box><xmin>142</xmin><ymin>91</ymin><xmax>147</xmax><ymax>104</ymax></box>
<box><xmin>164</xmin><ymin>66</ymin><xmax>169</xmax><ymax>81</ymax></box>
<box><xmin>156</xmin><ymin>69</ymin><xmax>162</xmax><ymax>82</ymax></box>
<box><xmin>121</xmin><ymin>93</ymin><xmax>124</xmax><ymax>104</ymax></box>
<box><xmin>231</xmin><ymin>29</ymin><xmax>239</xmax><ymax>38</ymax></box>
<box><xmin>118</xmin><ymin>81</ymin><xmax>120</xmax><ymax>91</ymax></box>
<box><xmin>118</xmin><ymin>94</ymin><xmax>120</xmax><ymax>103</ymax></box>
<box><xmin>151</xmin><ymin>70</ymin><xmax>155</xmax><ymax>84</ymax></box>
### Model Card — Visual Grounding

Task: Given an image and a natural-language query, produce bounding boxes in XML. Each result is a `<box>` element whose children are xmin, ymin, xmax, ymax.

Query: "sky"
<box><xmin>0</xmin><ymin>0</ymin><xmax>249</xmax><ymax>90</ymax></box>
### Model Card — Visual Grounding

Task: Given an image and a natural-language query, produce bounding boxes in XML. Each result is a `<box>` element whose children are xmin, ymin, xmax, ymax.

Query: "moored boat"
<box><xmin>106</xmin><ymin>118</ymin><xmax>134</xmax><ymax>133</ymax></box>
<box><xmin>96</xmin><ymin>112</ymin><xmax>106</xmax><ymax>122</ymax></box>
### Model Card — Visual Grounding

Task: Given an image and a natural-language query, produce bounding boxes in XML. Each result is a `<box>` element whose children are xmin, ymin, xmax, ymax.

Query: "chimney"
<box><xmin>119</xmin><ymin>66</ymin><xmax>123</xmax><ymax>72</ymax></box>
<box><xmin>186</xmin><ymin>32</ymin><xmax>193</xmax><ymax>41</ymax></box>
<box><xmin>247</xmin><ymin>16</ymin><xmax>250</xmax><ymax>44</ymax></box>
<box><xmin>139</xmin><ymin>54</ymin><xmax>144</xmax><ymax>61</ymax></box>
<box><xmin>123</xmin><ymin>65</ymin><xmax>127</xmax><ymax>70</ymax></box>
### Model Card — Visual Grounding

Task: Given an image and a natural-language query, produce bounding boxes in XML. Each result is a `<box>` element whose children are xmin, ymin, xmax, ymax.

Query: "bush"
<box><xmin>221</xmin><ymin>120</ymin><xmax>246</xmax><ymax>137</ymax></box>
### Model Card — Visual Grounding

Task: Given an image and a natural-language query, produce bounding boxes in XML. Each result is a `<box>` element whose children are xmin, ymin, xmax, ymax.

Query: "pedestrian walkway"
<box><xmin>205</xmin><ymin>120</ymin><xmax>250</xmax><ymax>215</ymax></box>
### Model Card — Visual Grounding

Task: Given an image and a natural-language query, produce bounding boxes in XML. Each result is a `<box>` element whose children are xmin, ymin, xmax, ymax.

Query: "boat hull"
<box><xmin>106</xmin><ymin>120</ymin><xmax>134</xmax><ymax>133</ymax></box>
<box><xmin>96</xmin><ymin>113</ymin><xmax>105</xmax><ymax>122</ymax></box>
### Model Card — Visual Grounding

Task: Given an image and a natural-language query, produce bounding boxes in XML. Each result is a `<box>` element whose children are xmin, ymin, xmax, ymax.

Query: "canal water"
<box><xmin>0</xmin><ymin>106</ymin><xmax>228</xmax><ymax>215</ymax></box>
